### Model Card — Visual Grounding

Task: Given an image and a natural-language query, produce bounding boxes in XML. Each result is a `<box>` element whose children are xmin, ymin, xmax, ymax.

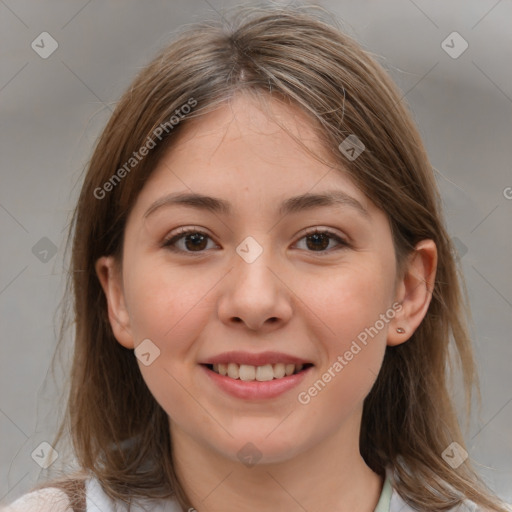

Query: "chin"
<box><xmin>210</xmin><ymin>429</ymin><xmax>308</xmax><ymax>466</ymax></box>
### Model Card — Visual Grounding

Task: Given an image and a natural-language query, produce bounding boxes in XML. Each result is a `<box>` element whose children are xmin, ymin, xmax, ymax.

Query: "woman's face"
<box><xmin>98</xmin><ymin>93</ymin><xmax>407</xmax><ymax>464</ymax></box>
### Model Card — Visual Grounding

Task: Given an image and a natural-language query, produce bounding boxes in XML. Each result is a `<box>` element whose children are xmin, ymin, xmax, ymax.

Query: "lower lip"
<box><xmin>200</xmin><ymin>364</ymin><xmax>312</xmax><ymax>400</ymax></box>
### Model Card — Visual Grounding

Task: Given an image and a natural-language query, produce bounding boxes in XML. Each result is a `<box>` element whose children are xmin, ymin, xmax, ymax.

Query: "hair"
<box><xmin>29</xmin><ymin>3</ymin><xmax>508</xmax><ymax>512</ymax></box>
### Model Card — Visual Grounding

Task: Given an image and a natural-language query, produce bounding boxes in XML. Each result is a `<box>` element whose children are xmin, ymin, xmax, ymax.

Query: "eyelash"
<box><xmin>161</xmin><ymin>227</ymin><xmax>349</xmax><ymax>256</ymax></box>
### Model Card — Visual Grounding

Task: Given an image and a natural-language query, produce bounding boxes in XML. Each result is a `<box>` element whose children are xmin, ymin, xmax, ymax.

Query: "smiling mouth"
<box><xmin>203</xmin><ymin>362</ymin><xmax>313</xmax><ymax>381</ymax></box>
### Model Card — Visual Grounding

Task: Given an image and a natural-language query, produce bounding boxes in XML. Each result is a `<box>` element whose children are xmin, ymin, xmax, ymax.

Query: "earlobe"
<box><xmin>95</xmin><ymin>256</ymin><xmax>135</xmax><ymax>349</ymax></box>
<box><xmin>387</xmin><ymin>239</ymin><xmax>438</xmax><ymax>347</ymax></box>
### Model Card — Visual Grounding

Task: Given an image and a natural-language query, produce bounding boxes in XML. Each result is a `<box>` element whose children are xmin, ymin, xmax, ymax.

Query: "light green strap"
<box><xmin>374</xmin><ymin>476</ymin><xmax>393</xmax><ymax>512</ymax></box>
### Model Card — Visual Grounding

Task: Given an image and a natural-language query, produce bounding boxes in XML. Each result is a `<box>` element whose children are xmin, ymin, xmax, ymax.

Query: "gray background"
<box><xmin>1</xmin><ymin>0</ymin><xmax>511</xmax><ymax>506</ymax></box>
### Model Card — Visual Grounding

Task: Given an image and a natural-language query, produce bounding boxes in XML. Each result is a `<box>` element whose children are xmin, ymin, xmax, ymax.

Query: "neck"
<box><xmin>170</xmin><ymin>412</ymin><xmax>384</xmax><ymax>512</ymax></box>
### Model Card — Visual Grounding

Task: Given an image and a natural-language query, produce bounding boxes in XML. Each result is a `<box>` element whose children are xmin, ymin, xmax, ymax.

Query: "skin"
<box><xmin>96</xmin><ymin>92</ymin><xmax>437</xmax><ymax>512</ymax></box>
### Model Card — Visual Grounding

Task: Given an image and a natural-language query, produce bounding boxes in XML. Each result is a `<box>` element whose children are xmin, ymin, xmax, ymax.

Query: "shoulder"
<box><xmin>390</xmin><ymin>486</ymin><xmax>510</xmax><ymax>512</ymax></box>
<box><xmin>2</xmin><ymin>477</ymin><xmax>183</xmax><ymax>512</ymax></box>
<box><xmin>85</xmin><ymin>476</ymin><xmax>182</xmax><ymax>511</ymax></box>
<box><xmin>1</xmin><ymin>487</ymin><xmax>73</xmax><ymax>512</ymax></box>
<box><xmin>385</xmin><ymin>467</ymin><xmax>511</xmax><ymax>512</ymax></box>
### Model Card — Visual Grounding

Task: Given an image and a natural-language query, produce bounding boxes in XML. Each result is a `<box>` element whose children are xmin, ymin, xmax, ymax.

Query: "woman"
<box><xmin>4</xmin><ymin>4</ymin><xmax>509</xmax><ymax>511</ymax></box>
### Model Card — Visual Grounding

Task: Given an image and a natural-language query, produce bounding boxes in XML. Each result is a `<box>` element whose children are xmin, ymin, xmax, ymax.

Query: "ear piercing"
<box><xmin>396</xmin><ymin>327</ymin><xmax>405</xmax><ymax>334</ymax></box>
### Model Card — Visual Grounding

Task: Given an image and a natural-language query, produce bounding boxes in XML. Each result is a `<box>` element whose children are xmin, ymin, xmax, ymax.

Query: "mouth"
<box><xmin>199</xmin><ymin>351</ymin><xmax>315</xmax><ymax>399</ymax></box>
<box><xmin>202</xmin><ymin>362</ymin><xmax>314</xmax><ymax>382</ymax></box>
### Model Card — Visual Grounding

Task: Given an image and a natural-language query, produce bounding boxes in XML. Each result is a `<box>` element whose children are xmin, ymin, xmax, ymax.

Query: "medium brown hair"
<box><xmin>33</xmin><ymin>3</ymin><xmax>507</xmax><ymax>511</ymax></box>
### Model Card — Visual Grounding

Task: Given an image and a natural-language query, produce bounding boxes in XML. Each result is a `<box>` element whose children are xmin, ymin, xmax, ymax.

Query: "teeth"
<box><xmin>227</xmin><ymin>363</ymin><xmax>239</xmax><ymax>379</ymax></box>
<box><xmin>255</xmin><ymin>364</ymin><xmax>274</xmax><ymax>381</ymax></box>
<box><xmin>239</xmin><ymin>364</ymin><xmax>256</xmax><ymax>381</ymax></box>
<box><xmin>209</xmin><ymin>362</ymin><xmax>307</xmax><ymax>380</ymax></box>
<box><xmin>273</xmin><ymin>363</ymin><xmax>286</xmax><ymax>379</ymax></box>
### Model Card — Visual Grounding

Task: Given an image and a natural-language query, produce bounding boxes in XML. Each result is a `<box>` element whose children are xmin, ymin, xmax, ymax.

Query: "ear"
<box><xmin>95</xmin><ymin>256</ymin><xmax>135</xmax><ymax>349</ymax></box>
<box><xmin>387</xmin><ymin>239</ymin><xmax>437</xmax><ymax>346</ymax></box>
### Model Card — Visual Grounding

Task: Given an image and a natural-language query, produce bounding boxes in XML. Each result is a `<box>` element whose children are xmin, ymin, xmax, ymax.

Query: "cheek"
<box><xmin>305</xmin><ymin>259</ymin><xmax>395</xmax><ymax>342</ymax></box>
<box><xmin>296</xmin><ymin>261</ymin><xmax>394</xmax><ymax>406</ymax></box>
<box><xmin>122</xmin><ymin>261</ymin><xmax>215</xmax><ymax>425</ymax></box>
<box><xmin>124</xmin><ymin>259</ymin><xmax>213</xmax><ymax>349</ymax></box>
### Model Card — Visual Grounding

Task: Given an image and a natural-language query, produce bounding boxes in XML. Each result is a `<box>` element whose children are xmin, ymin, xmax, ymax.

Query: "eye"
<box><xmin>295</xmin><ymin>228</ymin><xmax>349</xmax><ymax>255</ymax></box>
<box><xmin>162</xmin><ymin>227</ymin><xmax>349</xmax><ymax>255</ymax></box>
<box><xmin>162</xmin><ymin>227</ymin><xmax>217</xmax><ymax>254</ymax></box>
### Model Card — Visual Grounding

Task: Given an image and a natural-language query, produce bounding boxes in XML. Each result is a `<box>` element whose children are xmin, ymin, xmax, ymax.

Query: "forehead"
<box><xmin>129</xmin><ymin>92</ymin><xmax>374</xmax><ymax>220</ymax></box>
<box><xmin>175</xmin><ymin>91</ymin><xmax>325</xmax><ymax>149</ymax></box>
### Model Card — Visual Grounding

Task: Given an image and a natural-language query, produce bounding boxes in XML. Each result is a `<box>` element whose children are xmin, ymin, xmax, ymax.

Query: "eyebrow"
<box><xmin>143</xmin><ymin>190</ymin><xmax>370</xmax><ymax>219</ymax></box>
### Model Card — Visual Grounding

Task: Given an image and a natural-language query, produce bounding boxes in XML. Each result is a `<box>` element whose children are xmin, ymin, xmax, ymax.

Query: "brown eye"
<box><xmin>305</xmin><ymin>232</ymin><xmax>330</xmax><ymax>251</ymax></box>
<box><xmin>162</xmin><ymin>229</ymin><xmax>215</xmax><ymax>253</ymax></box>
<box><xmin>296</xmin><ymin>229</ymin><xmax>348</xmax><ymax>255</ymax></box>
<box><xmin>181</xmin><ymin>232</ymin><xmax>209</xmax><ymax>251</ymax></box>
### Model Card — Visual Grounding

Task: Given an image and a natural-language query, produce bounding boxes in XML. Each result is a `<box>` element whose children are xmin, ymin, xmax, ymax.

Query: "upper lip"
<box><xmin>201</xmin><ymin>351</ymin><xmax>313</xmax><ymax>366</ymax></box>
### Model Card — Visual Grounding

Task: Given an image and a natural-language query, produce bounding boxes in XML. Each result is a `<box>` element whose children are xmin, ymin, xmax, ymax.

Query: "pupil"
<box><xmin>186</xmin><ymin>233</ymin><xmax>207</xmax><ymax>251</ymax></box>
<box><xmin>307</xmin><ymin>233</ymin><xmax>328</xmax><ymax>251</ymax></box>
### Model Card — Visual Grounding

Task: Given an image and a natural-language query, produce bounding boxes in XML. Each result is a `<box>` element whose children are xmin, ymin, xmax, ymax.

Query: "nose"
<box><xmin>217</xmin><ymin>244</ymin><xmax>293</xmax><ymax>332</ymax></box>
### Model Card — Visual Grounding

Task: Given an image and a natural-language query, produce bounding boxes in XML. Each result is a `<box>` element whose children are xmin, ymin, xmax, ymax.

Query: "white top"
<box><xmin>1</xmin><ymin>473</ymin><xmax>493</xmax><ymax>512</ymax></box>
